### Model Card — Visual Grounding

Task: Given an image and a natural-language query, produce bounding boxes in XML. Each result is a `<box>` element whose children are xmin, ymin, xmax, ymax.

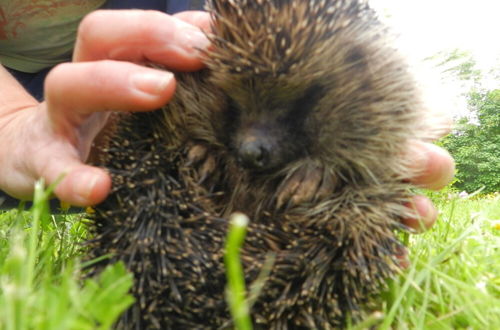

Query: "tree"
<box><xmin>441</xmin><ymin>89</ymin><xmax>500</xmax><ymax>193</ymax></box>
<box><xmin>429</xmin><ymin>50</ymin><xmax>499</xmax><ymax>193</ymax></box>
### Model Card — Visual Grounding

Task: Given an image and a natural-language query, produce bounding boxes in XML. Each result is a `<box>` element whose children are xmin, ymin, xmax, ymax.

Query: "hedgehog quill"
<box><xmin>88</xmin><ymin>0</ymin><xmax>445</xmax><ymax>328</ymax></box>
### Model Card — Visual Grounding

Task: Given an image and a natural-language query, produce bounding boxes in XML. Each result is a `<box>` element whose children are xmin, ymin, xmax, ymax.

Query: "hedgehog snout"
<box><xmin>235</xmin><ymin>125</ymin><xmax>280</xmax><ymax>171</ymax></box>
<box><xmin>237</xmin><ymin>138</ymin><xmax>272</xmax><ymax>170</ymax></box>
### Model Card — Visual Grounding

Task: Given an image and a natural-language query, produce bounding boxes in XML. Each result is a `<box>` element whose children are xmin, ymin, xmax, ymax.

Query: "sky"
<box><xmin>370</xmin><ymin>0</ymin><xmax>500</xmax><ymax>69</ymax></box>
<box><xmin>369</xmin><ymin>0</ymin><xmax>500</xmax><ymax>117</ymax></box>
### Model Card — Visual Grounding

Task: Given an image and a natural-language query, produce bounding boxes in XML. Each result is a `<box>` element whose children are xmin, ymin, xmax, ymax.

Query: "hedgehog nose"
<box><xmin>237</xmin><ymin>140</ymin><xmax>271</xmax><ymax>170</ymax></box>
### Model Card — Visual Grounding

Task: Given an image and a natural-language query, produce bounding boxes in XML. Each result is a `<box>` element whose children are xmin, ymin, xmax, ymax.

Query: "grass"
<box><xmin>225</xmin><ymin>213</ymin><xmax>253</xmax><ymax>330</ymax></box>
<box><xmin>0</xmin><ymin>181</ymin><xmax>134</xmax><ymax>330</ymax></box>
<box><xmin>379</xmin><ymin>192</ymin><xmax>500</xmax><ymax>329</ymax></box>
<box><xmin>0</xmin><ymin>184</ymin><xmax>498</xmax><ymax>329</ymax></box>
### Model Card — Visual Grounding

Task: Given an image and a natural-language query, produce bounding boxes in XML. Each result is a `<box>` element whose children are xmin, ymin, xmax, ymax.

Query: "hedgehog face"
<box><xmin>204</xmin><ymin>0</ymin><xmax>422</xmax><ymax>183</ymax></box>
<box><xmin>205</xmin><ymin>0</ymin><xmax>385</xmax><ymax>175</ymax></box>
<box><xmin>216</xmin><ymin>82</ymin><xmax>326</xmax><ymax>173</ymax></box>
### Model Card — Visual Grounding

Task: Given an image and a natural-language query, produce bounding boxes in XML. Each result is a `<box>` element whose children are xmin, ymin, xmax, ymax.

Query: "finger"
<box><xmin>395</xmin><ymin>246</ymin><xmax>410</xmax><ymax>269</ymax></box>
<box><xmin>407</xmin><ymin>141</ymin><xmax>455</xmax><ymax>190</ymax></box>
<box><xmin>56</xmin><ymin>166</ymin><xmax>111</xmax><ymax>207</ymax></box>
<box><xmin>1</xmin><ymin>106</ymin><xmax>113</xmax><ymax>206</ymax></box>
<box><xmin>45</xmin><ymin>61</ymin><xmax>176</xmax><ymax>129</ymax></box>
<box><xmin>402</xmin><ymin>195</ymin><xmax>438</xmax><ymax>233</ymax></box>
<box><xmin>74</xmin><ymin>10</ymin><xmax>210</xmax><ymax>71</ymax></box>
<box><xmin>39</xmin><ymin>153</ymin><xmax>111</xmax><ymax>206</ymax></box>
<box><xmin>174</xmin><ymin>11</ymin><xmax>212</xmax><ymax>32</ymax></box>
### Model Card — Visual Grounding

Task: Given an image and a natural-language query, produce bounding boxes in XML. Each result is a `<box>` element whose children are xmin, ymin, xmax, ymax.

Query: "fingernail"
<box><xmin>433</xmin><ymin>146</ymin><xmax>456</xmax><ymax>189</ymax></box>
<box><xmin>414</xmin><ymin>195</ymin><xmax>431</xmax><ymax>219</ymax></box>
<box><xmin>424</xmin><ymin>145</ymin><xmax>455</xmax><ymax>190</ymax></box>
<box><xmin>413</xmin><ymin>195</ymin><xmax>437</xmax><ymax>231</ymax></box>
<box><xmin>410</xmin><ymin>142</ymin><xmax>455</xmax><ymax>190</ymax></box>
<box><xmin>395</xmin><ymin>246</ymin><xmax>410</xmax><ymax>269</ymax></box>
<box><xmin>74</xmin><ymin>172</ymin><xmax>99</xmax><ymax>203</ymax></box>
<box><xmin>178</xmin><ymin>28</ymin><xmax>210</xmax><ymax>52</ymax></box>
<box><xmin>131</xmin><ymin>72</ymin><xmax>173</xmax><ymax>96</ymax></box>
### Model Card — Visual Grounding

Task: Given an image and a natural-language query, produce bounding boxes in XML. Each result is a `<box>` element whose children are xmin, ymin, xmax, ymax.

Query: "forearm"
<box><xmin>0</xmin><ymin>65</ymin><xmax>38</xmax><ymax>118</ymax></box>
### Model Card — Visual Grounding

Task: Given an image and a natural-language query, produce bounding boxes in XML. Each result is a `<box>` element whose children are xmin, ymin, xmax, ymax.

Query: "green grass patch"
<box><xmin>0</xmin><ymin>184</ymin><xmax>498</xmax><ymax>329</ymax></box>
<box><xmin>0</xmin><ymin>181</ymin><xmax>134</xmax><ymax>330</ymax></box>
<box><xmin>380</xmin><ymin>193</ymin><xmax>500</xmax><ymax>329</ymax></box>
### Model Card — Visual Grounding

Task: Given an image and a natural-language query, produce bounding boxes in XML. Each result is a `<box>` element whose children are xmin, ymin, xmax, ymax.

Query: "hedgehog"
<box><xmin>88</xmin><ymin>0</ymin><xmax>444</xmax><ymax>328</ymax></box>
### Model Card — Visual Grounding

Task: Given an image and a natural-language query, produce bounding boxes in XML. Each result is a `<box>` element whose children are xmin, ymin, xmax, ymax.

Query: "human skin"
<box><xmin>0</xmin><ymin>10</ymin><xmax>454</xmax><ymax>232</ymax></box>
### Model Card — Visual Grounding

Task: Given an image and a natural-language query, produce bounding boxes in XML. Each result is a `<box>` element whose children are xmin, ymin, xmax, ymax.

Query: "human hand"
<box><xmin>0</xmin><ymin>10</ymin><xmax>210</xmax><ymax>207</ymax></box>
<box><xmin>394</xmin><ymin>139</ymin><xmax>454</xmax><ymax>268</ymax></box>
<box><xmin>404</xmin><ymin>140</ymin><xmax>455</xmax><ymax>232</ymax></box>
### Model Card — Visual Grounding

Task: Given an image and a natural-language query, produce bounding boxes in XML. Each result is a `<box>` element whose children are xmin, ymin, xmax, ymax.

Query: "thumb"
<box><xmin>41</xmin><ymin>156</ymin><xmax>111</xmax><ymax>206</ymax></box>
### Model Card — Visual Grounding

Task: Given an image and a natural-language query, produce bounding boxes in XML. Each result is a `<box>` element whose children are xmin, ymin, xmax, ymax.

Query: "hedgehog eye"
<box><xmin>221</xmin><ymin>97</ymin><xmax>242</xmax><ymax>139</ymax></box>
<box><xmin>225</xmin><ymin>98</ymin><xmax>241</xmax><ymax>122</ymax></box>
<box><xmin>283</xmin><ymin>86</ymin><xmax>325</xmax><ymax>128</ymax></box>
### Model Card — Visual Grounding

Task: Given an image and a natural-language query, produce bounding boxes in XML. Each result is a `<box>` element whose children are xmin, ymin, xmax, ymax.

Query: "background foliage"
<box><xmin>433</xmin><ymin>50</ymin><xmax>500</xmax><ymax>193</ymax></box>
<box><xmin>441</xmin><ymin>89</ymin><xmax>500</xmax><ymax>193</ymax></box>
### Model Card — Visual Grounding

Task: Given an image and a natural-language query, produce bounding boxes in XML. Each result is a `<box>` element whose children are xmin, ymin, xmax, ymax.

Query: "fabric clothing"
<box><xmin>104</xmin><ymin>0</ymin><xmax>167</xmax><ymax>10</ymax></box>
<box><xmin>104</xmin><ymin>0</ymin><xmax>204</xmax><ymax>11</ymax></box>
<box><xmin>0</xmin><ymin>1</ymin><xmax>205</xmax><ymax>73</ymax></box>
<box><xmin>5</xmin><ymin>66</ymin><xmax>50</xmax><ymax>101</ymax></box>
<box><xmin>0</xmin><ymin>0</ymin><xmax>107</xmax><ymax>73</ymax></box>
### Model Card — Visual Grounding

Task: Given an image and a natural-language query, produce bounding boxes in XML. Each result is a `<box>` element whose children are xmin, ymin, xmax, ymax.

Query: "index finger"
<box><xmin>73</xmin><ymin>10</ymin><xmax>211</xmax><ymax>71</ymax></box>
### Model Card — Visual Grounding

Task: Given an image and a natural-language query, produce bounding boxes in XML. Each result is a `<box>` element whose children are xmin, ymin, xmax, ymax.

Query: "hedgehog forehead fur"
<box><xmin>207</xmin><ymin>0</ymin><xmax>376</xmax><ymax>81</ymax></box>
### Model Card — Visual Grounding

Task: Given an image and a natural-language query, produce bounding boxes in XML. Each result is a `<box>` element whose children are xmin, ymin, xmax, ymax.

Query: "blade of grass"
<box><xmin>224</xmin><ymin>212</ymin><xmax>252</xmax><ymax>330</ymax></box>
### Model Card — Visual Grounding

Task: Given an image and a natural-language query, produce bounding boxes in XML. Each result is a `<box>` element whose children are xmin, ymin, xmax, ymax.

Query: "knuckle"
<box><xmin>77</xmin><ymin>10</ymin><xmax>107</xmax><ymax>40</ymax></box>
<box><xmin>44</xmin><ymin>63</ymin><xmax>71</xmax><ymax>97</ymax></box>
